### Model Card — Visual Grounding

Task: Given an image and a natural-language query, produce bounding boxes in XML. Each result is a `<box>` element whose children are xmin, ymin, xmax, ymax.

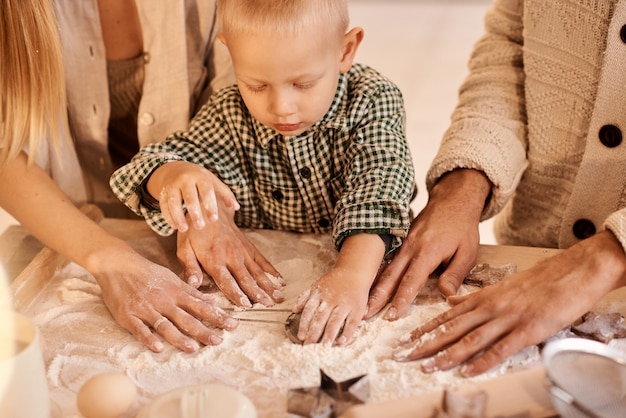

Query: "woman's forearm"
<box><xmin>0</xmin><ymin>152</ymin><xmax>133</xmax><ymax>275</ymax></box>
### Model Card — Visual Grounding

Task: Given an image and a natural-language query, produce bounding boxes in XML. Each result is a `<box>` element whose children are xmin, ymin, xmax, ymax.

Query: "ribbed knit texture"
<box><xmin>427</xmin><ymin>0</ymin><xmax>626</xmax><ymax>251</ymax></box>
<box><xmin>106</xmin><ymin>55</ymin><xmax>145</xmax><ymax>168</ymax></box>
<box><xmin>107</xmin><ymin>56</ymin><xmax>144</xmax><ymax>121</ymax></box>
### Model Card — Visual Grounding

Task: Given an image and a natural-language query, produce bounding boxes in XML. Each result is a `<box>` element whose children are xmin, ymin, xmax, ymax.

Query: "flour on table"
<box><xmin>21</xmin><ymin>229</ymin><xmax>626</xmax><ymax>417</ymax></box>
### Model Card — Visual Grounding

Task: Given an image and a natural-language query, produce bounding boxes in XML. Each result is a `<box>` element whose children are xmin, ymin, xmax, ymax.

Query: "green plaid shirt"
<box><xmin>111</xmin><ymin>64</ymin><xmax>415</xmax><ymax>250</ymax></box>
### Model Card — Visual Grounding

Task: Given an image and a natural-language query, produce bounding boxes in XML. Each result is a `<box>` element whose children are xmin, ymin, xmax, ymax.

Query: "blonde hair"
<box><xmin>0</xmin><ymin>0</ymin><xmax>68</xmax><ymax>167</ymax></box>
<box><xmin>217</xmin><ymin>0</ymin><xmax>350</xmax><ymax>39</ymax></box>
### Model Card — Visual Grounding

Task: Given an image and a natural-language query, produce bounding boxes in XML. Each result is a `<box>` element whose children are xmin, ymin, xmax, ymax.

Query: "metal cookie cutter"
<box><xmin>225</xmin><ymin>308</ymin><xmax>304</xmax><ymax>344</ymax></box>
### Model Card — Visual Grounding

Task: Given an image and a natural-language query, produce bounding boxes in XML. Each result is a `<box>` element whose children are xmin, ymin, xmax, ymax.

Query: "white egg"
<box><xmin>77</xmin><ymin>372</ymin><xmax>137</xmax><ymax>418</ymax></box>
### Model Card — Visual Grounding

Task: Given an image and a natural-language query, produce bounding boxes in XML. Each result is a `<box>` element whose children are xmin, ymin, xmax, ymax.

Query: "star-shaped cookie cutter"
<box><xmin>287</xmin><ymin>369</ymin><xmax>370</xmax><ymax>417</ymax></box>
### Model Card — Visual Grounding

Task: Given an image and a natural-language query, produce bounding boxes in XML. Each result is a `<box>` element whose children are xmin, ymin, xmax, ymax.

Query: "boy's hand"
<box><xmin>294</xmin><ymin>268</ymin><xmax>369</xmax><ymax>345</ymax></box>
<box><xmin>294</xmin><ymin>233</ymin><xmax>385</xmax><ymax>345</ymax></box>
<box><xmin>147</xmin><ymin>161</ymin><xmax>239</xmax><ymax>232</ymax></box>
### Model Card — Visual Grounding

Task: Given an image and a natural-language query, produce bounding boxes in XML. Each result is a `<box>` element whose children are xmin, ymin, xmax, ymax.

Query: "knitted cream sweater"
<box><xmin>427</xmin><ymin>0</ymin><xmax>626</xmax><ymax>251</ymax></box>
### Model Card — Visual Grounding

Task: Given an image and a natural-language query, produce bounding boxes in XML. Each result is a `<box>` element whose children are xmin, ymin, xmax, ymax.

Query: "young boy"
<box><xmin>111</xmin><ymin>0</ymin><xmax>416</xmax><ymax>346</ymax></box>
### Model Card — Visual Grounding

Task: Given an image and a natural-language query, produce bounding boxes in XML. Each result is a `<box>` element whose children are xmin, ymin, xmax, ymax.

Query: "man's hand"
<box><xmin>391</xmin><ymin>231</ymin><xmax>626</xmax><ymax>376</ymax></box>
<box><xmin>366</xmin><ymin>169</ymin><xmax>490</xmax><ymax>320</ymax></box>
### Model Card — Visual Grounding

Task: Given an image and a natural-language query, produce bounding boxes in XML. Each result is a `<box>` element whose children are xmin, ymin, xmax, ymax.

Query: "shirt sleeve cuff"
<box><xmin>141</xmin><ymin>177</ymin><xmax>161</xmax><ymax>211</ymax></box>
<box><xmin>426</xmin><ymin>118</ymin><xmax>528</xmax><ymax>220</ymax></box>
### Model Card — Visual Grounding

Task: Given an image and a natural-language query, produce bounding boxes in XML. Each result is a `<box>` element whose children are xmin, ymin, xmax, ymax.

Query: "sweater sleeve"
<box><xmin>604</xmin><ymin>209</ymin><xmax>626</xmax><ymax>254</ymax></box>
<box><xmin>425</xmin><ymin>0</ymin><xmax>528</xmax><ymax>221</ymax></box>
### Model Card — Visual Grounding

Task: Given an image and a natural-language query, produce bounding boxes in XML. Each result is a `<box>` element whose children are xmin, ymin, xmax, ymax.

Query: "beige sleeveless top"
<box><xmin>106</xmin><ymin>54</ymin><xmax>145</xmax><ymax>169</ymax></box>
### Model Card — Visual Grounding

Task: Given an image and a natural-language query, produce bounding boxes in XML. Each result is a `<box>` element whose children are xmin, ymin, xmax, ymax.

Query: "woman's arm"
<box><xmin>1</xmin><ymin>152</ymin><xmax>238</xmax><ymax>352</ymax></box>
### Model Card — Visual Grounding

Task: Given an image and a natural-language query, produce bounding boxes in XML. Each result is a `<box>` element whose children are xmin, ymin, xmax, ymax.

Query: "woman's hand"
<box><xmin>91</xmin><ymin>246</ymin><xmax>239</xmax><ymax>353</ymax></box>
<box><xmin>176</xmin><ymin>202</ymin><xmax>285</xmax><ymax>307</ymax></box>
<box><xmin>0</xmin><ymin>152</ymin><xmax>241</xmax><ymax>353</ymax></box>
<box><xmin>391</xmin><ymin>231</ymin><xmax>626</xmax><ymax>376</ymax></box>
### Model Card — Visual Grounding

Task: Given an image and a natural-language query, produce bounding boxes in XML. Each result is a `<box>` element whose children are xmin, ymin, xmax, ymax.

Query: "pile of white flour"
<box><xmin>22</xmin><ymin>229</ymin><xmax>560</xmax><ymax>417</ymax></box>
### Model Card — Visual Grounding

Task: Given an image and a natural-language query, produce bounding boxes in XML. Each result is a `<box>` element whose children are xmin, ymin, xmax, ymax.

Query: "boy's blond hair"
<box><xmin>217</xmin><ymin>0</ymin><xmax>350</xmax><ymax>39</ymax></box>
<box><xmin>0</xmin><ymin>0</ymin><xmax>69</xmax><ymax>167</ymax></box>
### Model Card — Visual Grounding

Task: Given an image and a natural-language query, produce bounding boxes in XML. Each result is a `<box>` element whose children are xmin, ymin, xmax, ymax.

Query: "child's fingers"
<box><xmin>180</xmin><ymin>183</ymin><xmax>206</xmax><ymax>229</ymax></box>
<box><xmin>161</xmin><ymin>203</ymin><xmax>175</xmax><ymax>230</ymax></box>
<box><xmin>302</xmin><ymin>301</ymin><xmax>331</xmax><ymax>344</ymax></box>
<box><xmin>196</xmin><ymin>183</ymin><xmax>218</xmax><ymax>222</ymax></box>
<box><xmin>297</xmin><ymin>293</ymin><xmax>321</xmax><ymax>342</ymax></box>
<box><xmin>336</xmin><ymin>311</ymin><xmax>361</xmax><ymax>346</ymax></box>
<box><xmin>161</xmin><ymin>187</ymin><xmax>188</xmax><ymax>232</ymax></box>
<box><xmin>293</xmin><ymin>288</ymin><xmax>312</xmax><ymax>313</ymax></box>
<box><xmin>320</xmin><ymin>306</ymin><xmax>348</xmax><ymax>345</ymax></box>
<box><xmin>213</xmin><ymin>179</ymin><xmax>240</xmax><ymax>211</ymax></box>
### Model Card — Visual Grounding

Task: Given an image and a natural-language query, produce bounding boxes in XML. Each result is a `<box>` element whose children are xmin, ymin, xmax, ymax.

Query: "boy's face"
<box><xmin>223</xmin><ymin>29</ymin><xmax>347</xmax><ymax>137</ymax></box>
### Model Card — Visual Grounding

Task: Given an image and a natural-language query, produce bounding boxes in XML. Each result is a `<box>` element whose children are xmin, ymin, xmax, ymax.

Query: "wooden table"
<box><xmin>8</xmin><ymin>212</ymin><xmax>562</xmax><ymax>318</ymax></box>
<box><xmin>7</xmin><ymin>211</ymin><xmax>624</xmax><ymax>418</ymax></box>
